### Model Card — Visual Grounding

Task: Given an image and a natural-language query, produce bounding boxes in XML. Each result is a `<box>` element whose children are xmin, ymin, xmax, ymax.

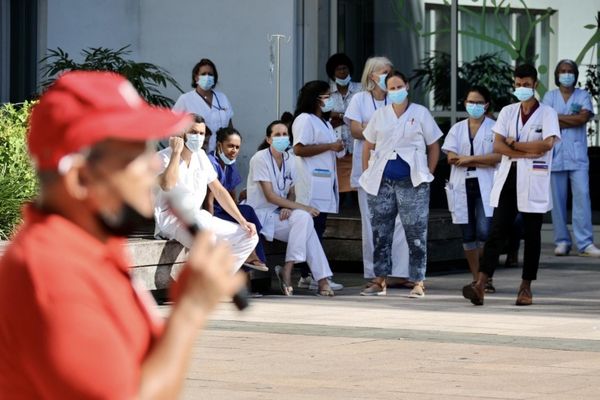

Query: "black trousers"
<box><xmin>481</xmin><ymin>165</ymin><xmax>544</xmax><ymax>281</ymax></box>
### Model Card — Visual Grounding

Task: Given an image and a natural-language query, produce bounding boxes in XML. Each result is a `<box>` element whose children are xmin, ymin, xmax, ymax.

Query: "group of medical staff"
<box><xmin>152</xmin><ymin>55</ymin><xmax>599</xmax><ymax>304</ymax></box>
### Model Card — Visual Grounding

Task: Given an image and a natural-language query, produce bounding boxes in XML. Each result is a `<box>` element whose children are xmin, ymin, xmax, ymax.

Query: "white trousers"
<box><xmin>357</xmin><ymin>187</ymin><xmax>409</xmax><ymax>278</ymax></box>
<box><xmin>172</xmin><ymin>209</ymin><xmax>258</xmax><ymax>272</ymax></box>
<box><xmin>272</xmin><ymin>209</ymin><xmax>333</xmax><ymax>282</ymax></box>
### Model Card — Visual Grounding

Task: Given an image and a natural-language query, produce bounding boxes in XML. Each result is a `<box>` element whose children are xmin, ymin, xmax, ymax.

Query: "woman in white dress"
<box><xmin>172</xmin><ymin>58</ymin><xmax>234</xmax><ymax>153</ymax></box>
<box><xmin>246</xmin><ymin>121</ymin><xmax>335</xmax><ymax>296</ymax></box>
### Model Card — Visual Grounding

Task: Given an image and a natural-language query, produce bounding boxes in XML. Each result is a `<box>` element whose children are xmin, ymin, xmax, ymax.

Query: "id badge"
<box><xmin>531</xmin><ymin>160</ymin><xmax>549</xmax><ymax>175</ymax></box>
<box><xmin>465</xmin><ymin>170</ymin><xmax>477</xmax><ymax>179</ymax></box>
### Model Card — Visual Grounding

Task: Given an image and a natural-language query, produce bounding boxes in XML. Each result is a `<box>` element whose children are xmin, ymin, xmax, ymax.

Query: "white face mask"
<box><xmin>185</xmin><ymin>134</ymin><xmax>205</xmax><ymax>153</ymax></box>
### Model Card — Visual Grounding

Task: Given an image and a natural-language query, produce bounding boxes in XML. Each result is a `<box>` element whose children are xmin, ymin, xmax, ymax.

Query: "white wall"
<box><xmin>139</xmin><ymin>0</ymin><xmax>297</xmax><ymax>181</ymax></box>
<box><xmin>44</xmin><ymin>0</ymin><xmax>141</xmax><ymax>60</ymax></box>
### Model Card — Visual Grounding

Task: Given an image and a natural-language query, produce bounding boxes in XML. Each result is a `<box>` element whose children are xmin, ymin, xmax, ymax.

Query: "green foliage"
<box><xmin>395</xmin><ymin>0</ymin><xmax>555</xmax><ymax>96</ymax></box>
<box><xmin>575</xmin><ymin>16</ymin><xmax>600</xmax><ymax>65</ymax></box>
<box><xmin>412</xmin><ymin>52</ymin><xmax>514</xmax><ymax>111</ymax></box>
<box><xmin>40</xmin><ymin>45</ymin><xmax>182</xmax><ymax>107</ymax></box>
<box><xmin>0</xmin><ymin>102</ymin><xmax>38</xmax><ymax>239</ymax></box>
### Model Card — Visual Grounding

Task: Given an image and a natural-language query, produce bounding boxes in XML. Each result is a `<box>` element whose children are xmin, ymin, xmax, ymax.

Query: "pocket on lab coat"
<box><xmin>528</xmin><ymin>173</ymin><xmax>548</xmax><ymax>203</ymax></box>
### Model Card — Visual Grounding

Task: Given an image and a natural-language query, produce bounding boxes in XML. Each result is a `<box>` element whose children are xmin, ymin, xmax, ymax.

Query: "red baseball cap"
<box><xmin>28</xmin><ymin>71</ymin><xmax>192</xmax><ymax>170</ymax></box>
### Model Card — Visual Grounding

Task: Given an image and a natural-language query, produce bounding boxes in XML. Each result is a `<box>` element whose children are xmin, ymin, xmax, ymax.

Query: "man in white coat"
<box><xmin>462</xmin><ymin>64</ymin><xmax>560</xmax><ymax>306</ymax></box>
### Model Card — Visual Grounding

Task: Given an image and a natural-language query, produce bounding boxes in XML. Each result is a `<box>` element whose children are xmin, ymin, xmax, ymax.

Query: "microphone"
<box><xmin>165</xmin><ymin>186</ymin><xmax>249</xmax><ymax>311</ymax></box>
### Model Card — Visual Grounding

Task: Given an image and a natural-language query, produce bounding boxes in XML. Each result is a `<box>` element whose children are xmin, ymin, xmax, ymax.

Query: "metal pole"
<box><xmin>269</xmin><ymin>34</ymin><xmax>288</xmax><ymax>119</ymax></box>
<box><xmin>450</xmin><ymin>0</ymin><xmax>458</xmax><ymax>126</ymax></box>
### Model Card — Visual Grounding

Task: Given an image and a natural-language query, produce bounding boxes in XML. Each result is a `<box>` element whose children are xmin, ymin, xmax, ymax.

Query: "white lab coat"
<box><xmin>489</xmin><ymin>102</ymin><xmax>561</xmax><ymax>213</ymax></box>
<box><xmin>246</xmin><ymin>148</ymin><xmax>332</xmax><ymax>281</ymax></box>
<box><xmin>344</xmin><ymin>91</ymin><xmax>408</xmax><ymax>279</ymax></box>
<box><xmin>360</xmin><ymin>103</ymin><xmax>443</xmax><ymax>195</ymax></box>
<box><xmin>292</xmin><ymin>113</ymin><xmax>344</xmax><ymax>213</ymax></box>
<box><xmin>153</xmin><ymin>148</ymin><xmax>257</xmax><ymax>271</ymax></box>
<box><xmin>442</xmin><ymin>117</ymin><xmax>496</xmax><ymax>224</ymax></box>
<box><xmin>172</xmin><ymin>89</ymin><xmax>234</xmax><ymax>152</ymax></box>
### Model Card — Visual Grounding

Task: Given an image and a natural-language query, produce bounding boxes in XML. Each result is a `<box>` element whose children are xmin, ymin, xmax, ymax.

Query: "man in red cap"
<box><xmin>0</xmin><ymin>71</ymin><xmax>245</xmax><ymax>399</ymax></box>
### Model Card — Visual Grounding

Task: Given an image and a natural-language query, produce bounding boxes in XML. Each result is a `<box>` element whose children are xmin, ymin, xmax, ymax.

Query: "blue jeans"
<box><xmin>551</xmin><ymin>170</ymin><xmax>594</xmax><ymax>252</ymax></box>
<box><xmin>368</xmin><ymin>178</ymin><xmax>429</xmax><ymax>281</ymax></box>
<box><xmin>459</xmin><ymin>178</ymin><xmax>492</xmax><ymax>251</ymax></box>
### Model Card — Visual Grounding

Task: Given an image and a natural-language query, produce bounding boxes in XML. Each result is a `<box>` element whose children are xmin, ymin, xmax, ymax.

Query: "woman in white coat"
<box><xmin>172</xmin><ymin>58</ymin><xmax>234</xmax><ymax>153</ymax></box>
<box><xmin>246</xmin><ymin>121</ymin><xmax>335</xmax><ymax>296</ymax></box>
<box><xmin>442</xmin><ymin>86</ymin><xmax>501</xmax><ymax>288</ymax></box>
<box><xmin>344</xmin><ymin>56</ymin><xmax>411</xmax><ymax>287</ymax></box>
<box><xmin>462</xmin><ymin>64</ymin><xmax>560</xmax><ymax>306</ymax></box>
<box><xmin>360</xmin><ymin>70</ymin><xmax>442</xmax><ymax>298</ymax></box>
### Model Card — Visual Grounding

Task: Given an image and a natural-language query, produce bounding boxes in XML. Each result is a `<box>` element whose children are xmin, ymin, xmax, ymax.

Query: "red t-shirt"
<box><xmin>0</xmin><ymin>205</ymin><xmax>163</xmax><ymax>399</ymax></box>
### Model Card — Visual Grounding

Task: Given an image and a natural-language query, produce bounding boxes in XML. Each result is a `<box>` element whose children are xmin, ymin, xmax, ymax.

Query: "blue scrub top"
<box><xmin>382</xmin><ymin>154</ymin><xmax>411</xmax><ymax>180</ymax></box>
<box><xmin>542</xmin><ymin>88</ymin><xmax>594</xmax><ymax>171</ymax></box>
<box><xmin>207</xmin><ymin>152</ymin><xmax>242</xmax><ymax>213</ymax></box>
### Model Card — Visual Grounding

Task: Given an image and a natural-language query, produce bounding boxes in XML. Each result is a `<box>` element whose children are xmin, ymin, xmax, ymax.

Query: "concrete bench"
<box><xmin>0</xmin><ymin>209</ymin><xmax>464</xmax><ymax>296</ymax></box>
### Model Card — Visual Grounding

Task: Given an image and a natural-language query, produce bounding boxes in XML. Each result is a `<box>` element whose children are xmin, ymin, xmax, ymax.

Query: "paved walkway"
<box><xmin>159</xmin><ymin>224</ymin><xmax>600</xmax><ymax>399</ymax></box>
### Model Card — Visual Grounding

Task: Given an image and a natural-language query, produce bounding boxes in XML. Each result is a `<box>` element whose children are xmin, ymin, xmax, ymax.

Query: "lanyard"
<box><xmin>269</xmin><ymin>148</ymin><xmax>287</xmax><ymax>192</ymax></box>
<box><xmin>515</xmin><ymin>109</ymin><xmax>522</xmax><ymax>142</ymax></box>
<box><xmin>370</xmin><ymin>92</ymin><xmax>387</xmax><ymax>111</ymax></box>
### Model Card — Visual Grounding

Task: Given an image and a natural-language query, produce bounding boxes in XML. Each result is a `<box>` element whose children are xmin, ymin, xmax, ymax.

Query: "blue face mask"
<box><xmin>185</xmin><ymin>134</ymin><xmax>204</xmax><ymax>153</ymax></box>
<box><xmin>272</xmin><ymin>136</ymin><xmax>290</xmax><ymax>152</ymax></box>
<box><xmin>218</xmin><ymin>149</ymin><xmax>236</xmax><ymax>165</ymax></box>
<box><xmin>465</xmin><ymin>103</ymin><xmax>486</xmax><ymax>119</ymax></box>
<box><xmin>335</xmin><ymin>75</ymin><xmax>351</xmax><ymax>87</ymax></box>
<box><xmin>513</xmin><ymin>87</ymin><xmax>535</xmax><ymax>102</ymax></box>
<box><xmin>197</xmin><ymin>75</ymin><xmax>215</xmax><ymax>91</ymax></box>
<box><xmin>559</xmin><ymin>73</ymin><xmax>575</xmax><ymax>87</ymax></box>
<box><xmin>320</xmin><ymin>96</ymin><xmax>334</xmax><ymax>113</ymax></box>
<box><xmin>377</xmin><ymin>73</ymin><xmax>388</xmax><ymax>91</ymax></box>
<box><xmin>388</xmin><ymin>88</ymin><xmax>408</xmax><ymax>104</ymax></box>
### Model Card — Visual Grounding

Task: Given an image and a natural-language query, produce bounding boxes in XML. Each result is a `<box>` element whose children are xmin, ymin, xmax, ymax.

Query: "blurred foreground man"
<box><xmin>0</xmin><ymin>71</ymin><xmax>244</xmax><ymax>399</ymax></box>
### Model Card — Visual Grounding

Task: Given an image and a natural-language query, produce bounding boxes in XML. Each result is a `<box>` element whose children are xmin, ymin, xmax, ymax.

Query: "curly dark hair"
<box><xmin>325</xmin><ymin>53</ymin><xmax>354</xmax><ymax>81</ymax></box>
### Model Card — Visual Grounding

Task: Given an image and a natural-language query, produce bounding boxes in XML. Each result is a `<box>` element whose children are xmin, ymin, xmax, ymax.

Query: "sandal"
<box><xmin>243</xmin><ymin>259</ymin><xmax>269</xmax><ymax>272</ymax></box>
<box><xmin>360</xmin><ymin>281</ymin><xmax>386</xmax><ymax>296</ymax></box>
<box><xmin>316</xmin><ymin>287</ymin><xmax>335</xmax><ymax>297</ymax></box>
<box><xmin>274</xmin><ymin>265</ymin><xmax>293</xmax><ymax>296</ymax></box>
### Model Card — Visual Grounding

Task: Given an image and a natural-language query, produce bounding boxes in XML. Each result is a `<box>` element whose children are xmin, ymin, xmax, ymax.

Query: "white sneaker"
<box><xmin>297</xmin><ymin>275</ymin><xmax>314</xmax><ymax>289</ymax></box>
<box><xmin>579</xmin><ymin>244</ymin><xmax>600</xmax><ymax>258</ymax></box>
<box><xmin>309</xmin><ymin>278</ymin><xmax>344</xmax><ymax>291</ymax></box>
<box><xmin>554</xmin><ymin>243</ymin><xmax>571</xmax><ymax>256</ymax></box>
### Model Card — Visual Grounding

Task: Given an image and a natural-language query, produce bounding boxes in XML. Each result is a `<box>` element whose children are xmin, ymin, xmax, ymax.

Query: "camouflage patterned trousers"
<box><xmin>367</xmin><ymin>178</ymin><xmax>429</xmax><ymax>281</ymax></box>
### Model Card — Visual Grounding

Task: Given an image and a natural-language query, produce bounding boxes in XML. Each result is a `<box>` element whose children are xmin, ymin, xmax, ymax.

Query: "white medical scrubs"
<box><xmin>153</xmin><ymin>147</ymin><xmax>257</xmax><ymax>272</ymax></box>
<box><xmin>172</xmin><ymin>89</ymin><xmax>234</xmax><ymax>152</ymax></box>
<box><xmin>442</xmin><ymin>117</ymin><xmax>496</xmax><ymax>224</ymax></box>
<box><xmin>246</xmin><ymin>148</ymin><xmax>333</xmax><ymax>281</ymax></box>
<box><xmin>291</xmin><ymin>113</ymin><xmax>343</xmax><ymax>213</ymax></box>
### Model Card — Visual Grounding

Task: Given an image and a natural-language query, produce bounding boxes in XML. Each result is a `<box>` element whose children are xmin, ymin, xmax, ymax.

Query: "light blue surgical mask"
<box><xmin>185</xmin><ymin>134</ymin><xmax>204</xmax><ymax>153</ymax></box>
<box><xmin>388</xmin><ymin>88</ymin><xmax>408</xmax><ymax>104</ymax></box>
<box><xmin>378</xmin><ymin>73</ymin><xmax>388</xmax><ymax>91</ymax></box>
<box><xmin>218</xmin><ymin>149</ymin><xmax>236</xmax><ymax>165</ymax></box>
<box><xmin>335</xmin><ymin>75</ymin><xmax>351</xmax><ymax>87</ymax></box>
<box><xmin>558</xmin><ymin>73</ymin><xmax>576</xmax><ymax>87</ymax></box>
<box><xmin>197</xmin><ymin>75</ymin><xmax>214</xmax><ymax>90</ymax></box>
<box><xmin>466</xmin><ymin>103</ymin><xmax>486</xmax><ymax>119</ymax></box>
<box><xmin>513</xmin><ymin>87</ymin><xmax>535</xmax><ymax>102</ymax></box>
<box><xmin>272</xmin><ymin>136</ymin><xmax>290</xmax><ymax>152</ymax></box>
<box><xmin>320</xmin><ymin>97</ymin><xmax>334</xmax><ymax>113</ymax></box>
